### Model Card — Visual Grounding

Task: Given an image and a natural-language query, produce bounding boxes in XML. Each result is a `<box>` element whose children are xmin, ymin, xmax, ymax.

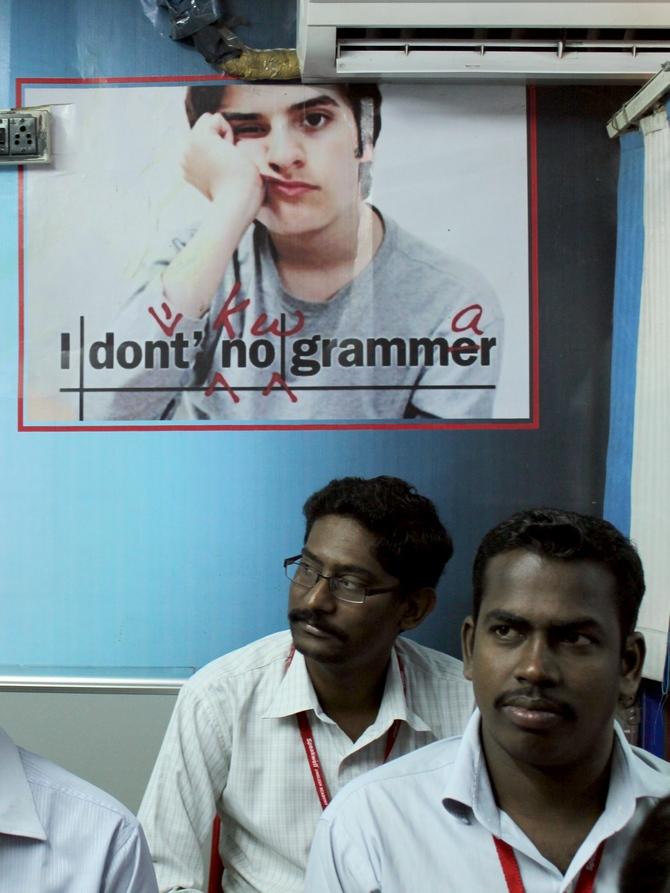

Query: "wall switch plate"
<box><xmin>9</xmin><ymin>114</ymin><xmax>38</xmax><ymax>155</ymax></box>
<box><xmin>0</xmin><ymin>107</ymin><xmax>51</xmax><ymax>165</ymax></box>
<box><xmin>0</xmin><ymin>119</ymin><xmax>8</xmax><ymax>155</ymax></box>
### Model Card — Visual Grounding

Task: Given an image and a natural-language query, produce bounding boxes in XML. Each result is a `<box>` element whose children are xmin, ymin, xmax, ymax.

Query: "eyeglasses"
<box><xmin>283</xmin><ymin>555</ymin><xmax>398</xmax><ymax>605</ymax></box>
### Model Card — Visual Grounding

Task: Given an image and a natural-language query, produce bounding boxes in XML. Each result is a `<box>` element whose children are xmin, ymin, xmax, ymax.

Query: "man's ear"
<box><xmin>619</xmin><ymin>631</ymin><xmax>646</xmax><ymax>704</ymax></box>
<box><xmin>398</xmin><ymin>587</ymin><xmax>436</xmax><ymax>631</ymax></box>
<box><xmin>461</xmin><ymin>616</ymin><xmax>476</xmax><ymax>681</ymax></box>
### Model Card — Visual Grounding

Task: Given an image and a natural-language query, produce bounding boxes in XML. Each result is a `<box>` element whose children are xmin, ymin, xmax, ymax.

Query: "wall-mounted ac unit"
<box><xmin>297</xmin><ymin>0</ymin><xmax>670</xmax><ymax>82</ymax></box>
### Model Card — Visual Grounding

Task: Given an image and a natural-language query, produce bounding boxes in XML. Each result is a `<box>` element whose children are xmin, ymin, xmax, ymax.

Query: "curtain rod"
<box><xmin>607</xmin><ymin>62</ymin><xmax>670</xmax><ymax>138</ymax></box>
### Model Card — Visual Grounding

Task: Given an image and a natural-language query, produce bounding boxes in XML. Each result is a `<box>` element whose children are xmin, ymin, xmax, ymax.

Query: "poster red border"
<box><xmin>16</xmin><ymin>76</ymin><xmax>539</xmax><ymax>433</ymax></box>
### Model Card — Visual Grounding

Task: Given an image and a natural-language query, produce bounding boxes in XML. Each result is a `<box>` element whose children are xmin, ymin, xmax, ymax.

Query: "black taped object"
<box><xmin>158</xmin><ymin>0</ymin><xmax>225</xmax><ymax>41</ymax></box>
<box><xmin>192</xmin><ymin>25</ymin><xmax>244</xmax><ymax>65</ymax></box>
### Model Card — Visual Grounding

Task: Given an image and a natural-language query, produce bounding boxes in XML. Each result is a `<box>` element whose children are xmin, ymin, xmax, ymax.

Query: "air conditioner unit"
<box><xmin>297</xmin><ymin>0</ymin><xmax>670</xmax><ymax>82</ymax></box>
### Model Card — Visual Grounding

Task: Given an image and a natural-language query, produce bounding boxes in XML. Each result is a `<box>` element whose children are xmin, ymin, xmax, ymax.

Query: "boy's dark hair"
<box><xmin>303</xmin><ymin>476</ymin><xmax>452</xmax><ymax>592</ymax></box>
<box><xmin>620</xmin><ymin>795</ymin><xmax>670</xmax><ymax>893</ymax></box>
<box><xmin>184</xmin><ymin>83</ymin><xmax>382</xmax><ymax>155</ymax></box>
<box><xmin>471</xmin><ymin>508</ymin><xmax>645</xmax><ymax>637</ymax></box>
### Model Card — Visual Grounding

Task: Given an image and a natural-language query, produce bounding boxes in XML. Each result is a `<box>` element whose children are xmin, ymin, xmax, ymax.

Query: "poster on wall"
<box><xmin>19</xmin><ymin>79</ymin><xmax>535</xmax><ymax>430</ymax></box>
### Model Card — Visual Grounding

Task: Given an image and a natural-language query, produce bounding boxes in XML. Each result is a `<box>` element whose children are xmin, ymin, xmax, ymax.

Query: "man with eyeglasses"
<box><xmin>138</xmin><ymin>475</ymin><xmax>473</xmax><ymax>893</ymax></box>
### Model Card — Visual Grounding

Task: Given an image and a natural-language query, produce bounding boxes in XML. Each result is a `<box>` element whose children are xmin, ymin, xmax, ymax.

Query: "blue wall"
<box><xmin>0</xmin><ymin>0</ymin><xmax>626</xmax><ymax>674</ymax></box>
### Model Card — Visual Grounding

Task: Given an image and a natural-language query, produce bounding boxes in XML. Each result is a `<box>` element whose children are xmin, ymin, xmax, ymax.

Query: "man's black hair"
<box><xmin>184</xmin><ymin>83</ymin><xmax>382</xmax><ymax>154</ymax></box>
<box><xmin>303</xmin><ymin>476</ymin><xmax>452</xmax><ymax>592</ymax></box>
<box><xmin>620</xmin><ymin>795</ymin><xmax>670</xmax><ymax>893</ymax></box>
<box><xmin>471</xmin><ymin>508</ymin><xmax>645</xmax><ymax>637</ymax></box>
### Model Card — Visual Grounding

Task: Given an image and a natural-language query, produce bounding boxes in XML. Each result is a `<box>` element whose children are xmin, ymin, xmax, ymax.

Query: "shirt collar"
<box><xmin>262</xmin><ymin>646</ymin><xmax>319</xmax><ymax>719</ymax></box>
<box><xmin>372</xmin><ymin>647</ymin><xmax>432</xmax><ymax>734</ymax></box>
<box><xmin>0</xmin><ymin>727</ymin><xmax>46</xmax><ymax>841</ymax></box>
<box><xmin>590</xmin><ymin>721</ymin><xmax>670</xmax><ymax>838</ymax></box>
<box><xmin>442</xmin><ymin>710</ymin><xmax>670</xmax><ymax>842</ymax></box>
<box><xmin>262</xmin><ymin>645</ymin><xmax>432</xmax><ymax>735</ymax></box>
<box><xmin>442</xmin><ymin>709</ymin><xmax>501</xmax><ymax>833</ymax></box>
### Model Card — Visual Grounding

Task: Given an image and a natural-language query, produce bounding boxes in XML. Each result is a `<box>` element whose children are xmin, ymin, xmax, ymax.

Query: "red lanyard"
<box><xmin>288</xmin><ymin>646</ymin><xmax>406</xmax><ymax>810</ymax></box>
<box><xmin>493</xmin><ymin>837</ymin><xmax>604</xmax><ymax>893</ymax></box>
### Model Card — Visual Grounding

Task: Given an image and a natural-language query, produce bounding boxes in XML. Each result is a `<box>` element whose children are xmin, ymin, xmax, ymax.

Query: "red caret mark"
<box><xmin>204</xmin><ymin>372</ymin><xmax>240</xmax><ymax>403</ymax></box>
<box><xmin>452</xmin><ymin>304</ymin><xmax>484</xmax><ymax>336</ymax></box>
<box><xmin>213</xmin><ymin>282</ymin><xmax>305</xmax><ymax>339</ymax></box>
<box><xmin>262</xmin><ymin>373</ymin><xmax>297</xmax><ymax>403</ymax></box>
<box><xmin>148</xmin><ymin>302</ymin><xmax>183</xmax><ymax>337</ymax></box>
<box><xmin>204</xmin><ymin>372</ymin><xmax>297</xmax><ymax>404</ymax></box>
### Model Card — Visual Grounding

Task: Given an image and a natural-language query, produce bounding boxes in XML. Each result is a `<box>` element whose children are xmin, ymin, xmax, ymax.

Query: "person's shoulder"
<box><xmin>629</xmin><ymin>743</ymin><xmax>670</xmax><ymax>781</ymax></box>
<box><xmin>185</xmin><ymin>629</ymin><xmax>293</xmax><ymax>691</ymax></box>
<box><xmin>325</xmin><ymin>735</ymin><xmax>463</xmax><ymax>818</ymax></box>
<box><xmin>615</xmin><ymin>721</ymin><xmax>670</xmax><ymax>799</ymax></box>
<box><xmin>20</xmin><ymin>747</ymin><xmax>140</xmax><ymax>834</ymax></box>
<box><xmin>381</xmin><ymin>214</ymin><xmax>497</xmax><ymax>299</ymax></box>
<box><xmin>395</xmin><ymin>636</ymin><xmax>467</xmax><ymax>681</ymax></box>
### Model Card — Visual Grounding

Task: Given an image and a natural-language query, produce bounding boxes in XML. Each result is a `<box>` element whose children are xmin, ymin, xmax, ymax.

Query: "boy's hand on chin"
<box><xmin>182</xmin><ymin>112</ymin><xmax>264</xmax><ymax>220</ymax></box>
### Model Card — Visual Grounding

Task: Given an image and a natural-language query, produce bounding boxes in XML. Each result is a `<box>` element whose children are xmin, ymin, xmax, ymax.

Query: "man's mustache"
<box><xmin>288</xmin><ymin>609</ymin><xmax>347</xmax><ymax>641</ymax></box>
<box><xmin>494</xmin><ymin>688</ymin><xmax>575</xmax><ymax>720</ymax></box>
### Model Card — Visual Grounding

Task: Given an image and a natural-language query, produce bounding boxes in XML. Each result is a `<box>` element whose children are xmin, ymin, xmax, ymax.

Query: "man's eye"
<box><xmin>301</xmin><ymin>111</ymin><xmax>330</xmax><ymax>130</ymax></box>
<box><xmin>560</xmin><ymin>631</ymin><xmax>593</xmax><ymax>647</ymax></box>
<box><xmin>335</xmin><ymin>577</ymin><xmax>365</xmax><ymax>592</ymax></box>
<box><xmin>491</xmin><ymin>625</ymin><xmax>519</xmax><ymax>641</ymax></box>
<box><xmin>296</xmin><ymin>562</ymin><xmax>317</xmax><ymax>578</ymax></box>
<box><xmin>231</xmin><ymin>124</ymin><xmax>267</xmax><ymax>139</ymax></box>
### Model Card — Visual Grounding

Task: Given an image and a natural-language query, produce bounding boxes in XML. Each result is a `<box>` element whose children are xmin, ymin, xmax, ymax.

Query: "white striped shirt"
<box><xmin>0</xmin><ymin>726</ymin><xmax>157</xmax><ymax>893</ymax></box>
<box><xmin>138</xmin><ymin>630</ymin><xmax>474</xmax><ymax>893</ymax></box>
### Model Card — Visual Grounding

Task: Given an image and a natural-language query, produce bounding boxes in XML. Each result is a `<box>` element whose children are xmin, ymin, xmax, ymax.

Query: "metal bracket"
<box><xmin>607</xmin><ymin>62</ymin><xmax>670</xmax><ymax>138</ymax></box>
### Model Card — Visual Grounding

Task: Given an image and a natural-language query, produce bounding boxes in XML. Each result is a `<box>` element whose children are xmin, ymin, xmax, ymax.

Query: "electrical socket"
<box><xmin>0</xmin><ymin>107</ymin><xmax>51</xmax><ymax>165</ymax></box>
<box><xmin>9</xmin><ymin>115</ymin><xmax>37</xmax><ymax>155</ymax></box>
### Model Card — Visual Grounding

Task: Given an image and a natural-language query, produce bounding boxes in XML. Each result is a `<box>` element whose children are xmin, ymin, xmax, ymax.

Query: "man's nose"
<box><xmin>303</xmin><ymin>575</ymin><xmax>337</xmax><ymax>612</ymax></box>
<box><xmin>266</xmin><ymin>123</ymin><xmax>304</xmax><ymax>172</ymax></box>
<box><xmin>514</xmin><ymin>636</ymin><xmax>560</xmax><ymax>686</ymax></box>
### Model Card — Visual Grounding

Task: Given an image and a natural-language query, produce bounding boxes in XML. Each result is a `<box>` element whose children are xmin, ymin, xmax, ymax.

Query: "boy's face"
<box><xmin>218</xmin><ymin>85</ymin><xmax>370</xmax><ymax>239</ymax></box>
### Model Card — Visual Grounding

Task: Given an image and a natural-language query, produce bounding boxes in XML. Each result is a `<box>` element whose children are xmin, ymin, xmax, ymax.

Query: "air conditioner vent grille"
<box><xmin>337</xmin><ymin>26</ymin><xmax>670</xmax><ymax>54</ymax></box>
<box><xmin>339</xmin><ymin>27</ymin><xmax>670</xmax><ymax>40</ymax></box>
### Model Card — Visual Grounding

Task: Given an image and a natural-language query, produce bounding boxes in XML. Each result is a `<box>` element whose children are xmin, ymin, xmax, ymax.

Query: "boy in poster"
<box><xmin>102</xmin><ymin>83</ymin><xmax>503</xmax><ymax>421</ymax></box>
